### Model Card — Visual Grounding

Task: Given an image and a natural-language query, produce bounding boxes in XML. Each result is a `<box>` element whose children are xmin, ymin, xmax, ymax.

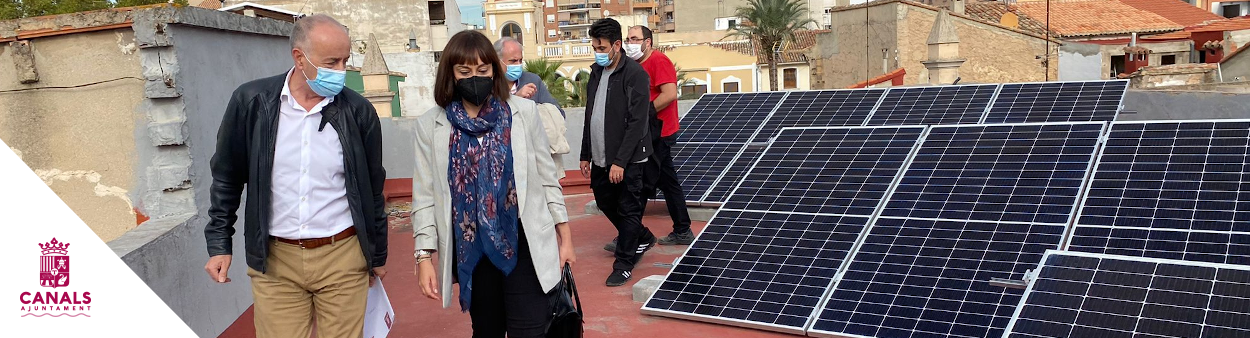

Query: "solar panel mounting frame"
<box><xmin>675</xmin><ymin>91</ymin><xmax>791</xmax><ymax>206</ymax></box>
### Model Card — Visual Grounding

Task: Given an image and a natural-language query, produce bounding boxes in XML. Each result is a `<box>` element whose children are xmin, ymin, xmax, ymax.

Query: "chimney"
<box><xmin>922</xmin><ymin>10</ymin><xmax>966</xmax><ymax>85</ymax></box>
<box><xmin>951</xmin><ymin>0</ymin><xmax>966</xmax><ymax>14</ymax></box>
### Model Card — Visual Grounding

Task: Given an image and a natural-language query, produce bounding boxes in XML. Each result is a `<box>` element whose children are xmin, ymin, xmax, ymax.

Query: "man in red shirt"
<box><xmin>626</xmin><ymin>25</ymin><xmax>693</xmax><ymax>245</ymax></box>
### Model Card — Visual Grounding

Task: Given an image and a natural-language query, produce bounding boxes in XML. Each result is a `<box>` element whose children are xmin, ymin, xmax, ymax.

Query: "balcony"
<box><xmin>633</xmin><ymin>0</ymin><xmax>658</xmax><ymax>8</ymax></box>
<box><xmin>661</xmin><ymin>0</ymin><xmax>674</xmax><ymax>12</ymax></box>
<box><xmin>541</xmin><ymin>42</ymin><xmax>596</xmax><ymax>61</ymax></box>
<box><xmin>661</xmin><ymin>21</ymin><xmax>675</xmax><ymax>31</ymax></box>
<box><xmin>558</xmin><ymin>3</ymin><xmax>601</xmax><ymax>12</ymax></box>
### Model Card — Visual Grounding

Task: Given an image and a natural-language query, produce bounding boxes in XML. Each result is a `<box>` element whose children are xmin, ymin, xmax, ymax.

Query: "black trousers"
<box><xmin>649</xmin><ymin>134</ymin><xmax>692</xmax><ymax>234</ymax></box>
<box><xmin>468</xmin><ymin>225</ymin><xmax>552</xmax><ymax>338</ymax></box>
<box><xmin>592</xmin><ymin>163</ymin><xmax>655</xmax><ymax>271</ymax></box>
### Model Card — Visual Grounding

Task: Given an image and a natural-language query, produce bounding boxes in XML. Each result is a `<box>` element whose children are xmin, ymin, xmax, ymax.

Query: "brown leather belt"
<box><xmin>273</xmin><ymin>226</ymin><xmax>356</xmax><ymax>249</ymax></box>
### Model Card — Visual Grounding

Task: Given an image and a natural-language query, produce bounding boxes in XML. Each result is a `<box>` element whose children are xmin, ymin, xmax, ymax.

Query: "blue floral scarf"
<box><xmin>447</xmin><ymin>96</ymin><xmax>520</xmax><ymax>312</ymax></box>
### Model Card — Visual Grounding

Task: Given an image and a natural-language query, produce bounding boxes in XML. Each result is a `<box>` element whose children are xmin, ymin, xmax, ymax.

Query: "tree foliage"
<box><xmin>2</xmin><ymin>0</ymin><xmax>190</xmax><ymax>21</ymax></box>
<box><xmin>727</xmin><ymin>0</ymin><xmax>814</xmax><ymax>91</ymax></box>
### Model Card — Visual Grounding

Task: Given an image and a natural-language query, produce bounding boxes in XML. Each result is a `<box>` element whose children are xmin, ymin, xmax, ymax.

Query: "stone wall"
<box><xmin>819</xmin><ymin>3</ymin><xmax>901</xmax><ymax>88</ymax></box>
<box><xmin>896</xmin><ymin>5</ymin><xmax>1056</xmax><ymax>85</ymax></box>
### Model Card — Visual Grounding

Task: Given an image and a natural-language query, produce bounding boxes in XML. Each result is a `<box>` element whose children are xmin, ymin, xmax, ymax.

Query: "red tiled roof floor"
<box><xmin>1120</xmin><ymin>0</ymin><xmax>1223</xmax><ymax>27</ymax></box>
<box><xmin>218</xmin><ymin>193</ymin><xmax>792</xmax><ymax>338</ymax></box>
<box><xmin>1012</xmin><ymin>0</ymin><xmax>1184</xmax><ymax>37</ymax></box>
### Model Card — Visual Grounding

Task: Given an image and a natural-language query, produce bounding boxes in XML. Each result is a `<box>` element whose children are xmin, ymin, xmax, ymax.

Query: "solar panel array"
<box><xmin>674</xmin><ymin>80</ymin><xmax>1128</xmax><ymax>204</ymax></box>
<box><xmin>810</xmin><ymin>123</ymin><xmax>1106</xmax><ymax>338</ymax></box>
<box><xmin>1003</xmin><ymin>250</ymin><xmax>1250</xmax><ymax>338</ymax></box>
<box><xmin>641</xmin><ymin>80</ymin><xmax>1236</xmax><ymax>338</ymax></box>
<box><xmin>643</xmin><ymin>126</ymin><xmax>926</xmax><ymax>333</ymax></box>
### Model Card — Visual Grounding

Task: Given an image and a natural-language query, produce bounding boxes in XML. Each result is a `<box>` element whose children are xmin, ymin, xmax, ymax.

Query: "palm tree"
<box><xmin>524</xmin><ymin>58</ymin><xmax>572</xmax><ymax>106</ymax></box>
<box><xmin>727</xmin><ymin>0</ymin><xmax>814</xmax><ymax>91</ymax></box>
<box><xmin>562</xmin><ymin>69</ymin><xmax>592</xmax><ymax>107</ymax></box>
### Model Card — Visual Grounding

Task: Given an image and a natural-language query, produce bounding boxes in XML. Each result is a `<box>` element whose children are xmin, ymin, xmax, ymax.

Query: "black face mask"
<box><xmin>455</xmin><ymin>76</ymin><xmax>494</xmax><ymax>106</ymax></box>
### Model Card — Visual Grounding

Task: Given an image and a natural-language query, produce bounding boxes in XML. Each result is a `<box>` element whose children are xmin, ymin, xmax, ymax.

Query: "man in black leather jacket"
<box><xmin>202</xmin><ymin>14</ymin><xmax>387</xmax><ymax>338</ymax></box>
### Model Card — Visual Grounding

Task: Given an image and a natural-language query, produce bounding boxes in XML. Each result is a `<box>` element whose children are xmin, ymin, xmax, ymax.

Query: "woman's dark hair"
<box><xmin>589</xmin><ymin>18</ymin><xmax>623</xmax><ymax>44</ymax></box>
<box><xmin>434</xmin><ymin>30</ymin><xmax>511</xmax><ymax>107</ymax></box>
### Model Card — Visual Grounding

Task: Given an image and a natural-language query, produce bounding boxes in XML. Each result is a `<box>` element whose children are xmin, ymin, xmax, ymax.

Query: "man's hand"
<box><xmin>417</xmin><ymin>260</ymin><xmax>441</xmax><ymax>301</ymax></box>
<box><xmin>516</xmin><ymin>83</ymin><xmax>538</xmax><ymax>99</ymax></box>
<box><xmin>580</xmin><ymin>161</ymin><xmax>591</xmax><ymax>178</ymax></box>
<box><xmin>370</xmin><ymin>266</ymin><xmax>387</xmax><ymax>287</ymax></box>
<box><xmin>204</xmin><ymin>255</ymin><xmax>232</xmax><ymax>283</ymax></box>
<box><xmin>609</xmin><ymin>165</ymin><xmax>625</xmax><ymax>184</ymax></box>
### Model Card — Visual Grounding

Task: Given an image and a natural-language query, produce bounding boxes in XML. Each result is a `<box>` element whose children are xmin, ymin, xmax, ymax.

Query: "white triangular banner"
<box><xmin>0</xmin><ymin>138</ymin><xmax>197</xmax><ymax>337</ymax></box>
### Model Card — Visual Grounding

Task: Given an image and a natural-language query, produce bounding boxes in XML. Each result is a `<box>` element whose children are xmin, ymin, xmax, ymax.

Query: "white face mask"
<box><xmin>624</xmin><ymin>43</ymin><xmax>644</xmax><ymax>60</ymax></box>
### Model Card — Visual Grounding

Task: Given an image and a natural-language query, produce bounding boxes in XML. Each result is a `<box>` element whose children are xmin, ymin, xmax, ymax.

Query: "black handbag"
<box><xmin>546</xmin><ymin>263</ymin><xmax>584</xmax><ymax>338</ymax></box>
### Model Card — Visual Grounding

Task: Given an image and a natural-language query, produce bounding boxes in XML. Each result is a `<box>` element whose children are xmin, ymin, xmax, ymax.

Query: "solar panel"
<box><xmin>810</xmin><ymin>218</ymin><xmax>1067</xmax><ymax>338</ymax></box>
<box><xmin>1067</xmin><ymin>120</ymin><xmax>1250</xmax><ymax>265</ymax></box>
<box><xmin>808</xmin><ymin>122</ymin><xmax>1105</xmax><ymax>338</ymax></box>
<box><xmin>1002</xmin><ymin>250</ymin><xmax>1250</xmax><ymax>338</ymax></box>
<box><xmin>678</xmin><ymin>92</ymin><xmax>787</xmax><ymax>143</ymax></box>
<box><xmin>983</xmin><ymin>80</ymin><xmax>1127</xmax><ymax>124</ymax></box>
<box><xmin>703</xmin><ymin>147</ymin><xmax>765</xmax><ymax>203</ymax></box>
<box><xmin>749</xmin><ymin>89</ymin><xmax>885</xmax><ymax>143</ymax></box>
<box><xmin>865</xmin><ymin>84</ymin><xmax>999</xmax><ymax>126</ymax></box>
<box><xmin>672</xmin><ymin>143</ymin><xmax>748</xmax><ymax>203</ymax></box>
<box><xmin>881</xmin><ymin>123</ymin><xmax>1106</xmax><ymax>225</ymax></box>
<box><xmin>642</xmin><ymin>211</ymin><xmax>871</xmax><ymax>334</ymax></box>
<box><xmin>722</xmin><ymin>126</ymin><xmax>926</xmax><ymax>214</ymax></box>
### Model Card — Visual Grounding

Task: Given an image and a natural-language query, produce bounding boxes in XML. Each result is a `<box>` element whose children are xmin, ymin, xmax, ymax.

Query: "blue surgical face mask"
<box><xmin>505</xmin><ymin>64</ymin><xmax>523</xmax><ymax>81</ymax></box>
<box><xmin>299</xmin><ymin>51</ymin><xmax>346</xmax><ymax>97</ymax></box>
<box><xmin>595</xmin><ymin>50</ymin><xmax>613</xmax><ymax>67</ymax></box>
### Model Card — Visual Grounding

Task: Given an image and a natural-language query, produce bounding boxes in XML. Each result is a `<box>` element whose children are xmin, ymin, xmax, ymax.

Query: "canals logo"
<box><xmin>19</xmin><ymin>238</ymin><xmax>91</xmax><ymax>317</ymax></box>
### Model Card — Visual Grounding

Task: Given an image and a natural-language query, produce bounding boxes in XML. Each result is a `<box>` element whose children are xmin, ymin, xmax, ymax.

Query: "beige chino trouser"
<box><xmin>247</xmin><ymin>236</ymin><xmax>369</xmax><ymax>338</ymax></box>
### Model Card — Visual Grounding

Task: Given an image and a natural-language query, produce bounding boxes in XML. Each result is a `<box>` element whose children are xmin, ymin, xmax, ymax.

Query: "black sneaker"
<box><xmin>603</xmin><ymin>237</ymin><xmax>617</xmax><ymax>252</ymax></box>
<box><xmin>657</xmin><ymin>230</ymin><xmax>695</xmax><ymax>245</ymax></box>
<box><xmin>631</xmin><ymin>234</ymin><xmax>658</xmax><ymax>265</ymax></box>
<box><xmin>606</xmin><ymin>269</ymin><xmax>633</xmax><ymax>287</ymax></box>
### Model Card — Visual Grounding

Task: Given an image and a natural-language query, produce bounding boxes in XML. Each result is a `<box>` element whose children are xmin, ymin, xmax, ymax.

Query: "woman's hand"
<box><xmin>556</xmin><ymin>222</ymin><xmax>575</xmax><ymax>269</ymax></box>
<box><xmin>417</xmin><ymin>260</ymin><xmax>441</xmax><ymax>301</ymax></box>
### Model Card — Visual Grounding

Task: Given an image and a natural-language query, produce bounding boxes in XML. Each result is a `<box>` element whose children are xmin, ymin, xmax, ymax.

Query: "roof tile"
<box><xmin>1012</xmin><ymin>0</ymin><xmax>1184</xmax><ymax>37</ymax></box>
<box><xmin>1120</xmin><ymin>0</ymin><xmax>1223</xmax><ymax>27</ymax></box>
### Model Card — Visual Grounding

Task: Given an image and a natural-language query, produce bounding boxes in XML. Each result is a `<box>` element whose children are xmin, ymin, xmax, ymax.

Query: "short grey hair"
<box><xmin>494</xmin><ymin>37</ymin><xmax>522</xmax><ymax>56</ymax></box>
<box><xmin>290</xmin><ymin>14</ymin><xmax>348</xmax><ymax>49</ymax></box>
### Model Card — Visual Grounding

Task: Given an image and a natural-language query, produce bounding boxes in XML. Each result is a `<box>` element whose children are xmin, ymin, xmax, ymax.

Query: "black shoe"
<box><xmin>606</xmin><ymin>269</ymin><xmax>633</xmax><ymax>287</ymax></box>
<box><xmin>657</xmin><ymin>230</ymin><xmax>695</xmax><ymax>245</ymax></box>
<box><xmin>603</xmin><ymin>237</ymin><xmax>617</xmax><ymax>252</ymax></box>
<box><xmin>631</xmin><ymin>234</ymin><xmax>658</xmax><ymax>265</ymax></box>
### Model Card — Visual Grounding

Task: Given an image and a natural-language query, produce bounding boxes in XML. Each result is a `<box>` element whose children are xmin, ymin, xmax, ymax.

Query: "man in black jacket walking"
<box><xmin>580</xmin><ymin>18</ymin><xmax>657</xmax><ymax>287</ymax></box>
<box><xmin>202</xmin><ymin>14</ymin><xmax>387</xmax><ymax>338</ymax></box>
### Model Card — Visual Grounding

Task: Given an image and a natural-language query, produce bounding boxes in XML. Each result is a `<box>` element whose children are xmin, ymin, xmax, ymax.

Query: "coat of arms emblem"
<box><xmin>39</xmin><ymin>238</ymin><xmax>70</xmax><ymax>288</ymax></box>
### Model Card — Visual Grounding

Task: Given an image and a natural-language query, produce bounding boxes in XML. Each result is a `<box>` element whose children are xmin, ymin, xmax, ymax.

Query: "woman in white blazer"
<box><xmin>412</xmin><ymin>31</ymin><xmax>575</xmax><ymax>338</ymax></box>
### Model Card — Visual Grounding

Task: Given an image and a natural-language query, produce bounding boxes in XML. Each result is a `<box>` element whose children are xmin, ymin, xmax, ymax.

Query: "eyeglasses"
<box><xmin>626</xmin><ymin>37</ymin><xmax>647</xmax><ymax>42</ymax></box>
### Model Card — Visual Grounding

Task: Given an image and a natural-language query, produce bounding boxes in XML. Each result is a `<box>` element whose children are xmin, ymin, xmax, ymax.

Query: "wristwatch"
<box><xmin>415</xmin><ymin>249</ymin><xmax>433</xmax><ymax>259</ymax></box>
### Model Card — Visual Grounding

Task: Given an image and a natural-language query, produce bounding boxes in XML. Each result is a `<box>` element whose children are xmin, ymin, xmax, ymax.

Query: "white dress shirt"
<box><xmin>269</xmin><ymin>69</ymin><xmax>354</xmax><ymax>239</ymax></box>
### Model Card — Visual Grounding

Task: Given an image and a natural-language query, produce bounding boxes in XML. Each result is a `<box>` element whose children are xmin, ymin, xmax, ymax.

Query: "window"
<box><xmin>502</xmin><ymin>23</ymin><xmax>523</xmax><ymax>45</ymax></box>
<box><xmin>783</xmin><ymin>68</ymin><xmax>797</xmax><ymax>89</ymax></box>
<box><xmin>1110</xmin><ymin>55</ymin><xmax>1126</xmax><ymax>76</ymax></box>
<box><xmin>547</xmin><ymin>15</ymin><xmax>555</xmax><ymax>23</ymax></box>
<box><xmin>548</xmin><ymin>29</ymin><xmax>557</xmax><ymax>38</ymax></box>
<box><xmin>682</xmin><ymin>84</ymin><xmax>708</xmax><ymax>96</ymax></box>
<box><xmin>546</xmin><ymin>0</ymin><xmax>554</xmax><ymax>7</ymax></box>
<box><xmin>1223</xmin><ymin>4</ymin><xmax>1242</xmax><ymax>18</ymax></box>
<box><xmin>723</xmin><ymin>82</ymin><xmax>739</xmax><ymax>93</ymax></box>
<box><xmin>727</xmin><ymin>19</ymin><xmax>737</xmax><ymax>30</ymax></box>
<box><xmin>429</xmin><ymin>1</ymin><xmax>446</xmax><ymax>25</ymax></box>
<box><xmin>1161</xmin><ymin>54</ymin><xmax>1176</xmax><ymax>65</ymax></box>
